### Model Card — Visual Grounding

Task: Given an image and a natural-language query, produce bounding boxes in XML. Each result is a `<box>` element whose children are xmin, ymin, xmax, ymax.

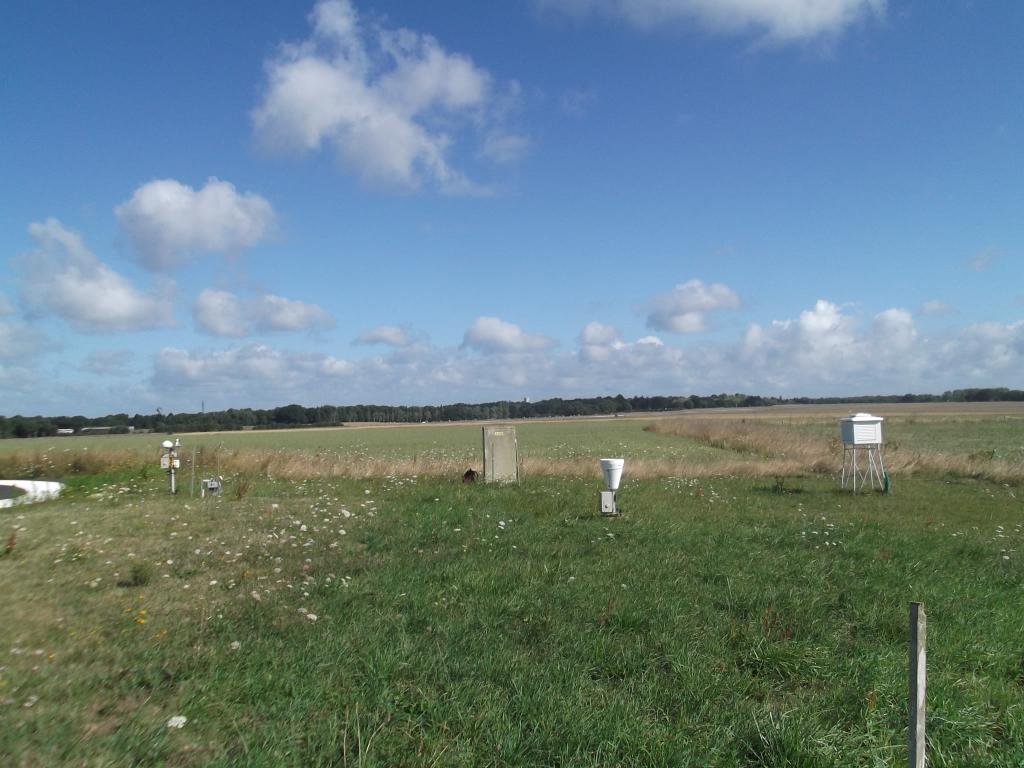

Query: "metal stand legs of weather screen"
<box><xmin>482</xmin><ymin>426</ymin><xmax>518</xmax><ymax>483</ymax></box>
<box><xmin>841</xmin><ymin>443</ymin><xmax>885</xmax><ymax>493</ymax></box>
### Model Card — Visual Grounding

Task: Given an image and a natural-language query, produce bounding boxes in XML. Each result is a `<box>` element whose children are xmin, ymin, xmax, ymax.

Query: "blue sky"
<box><xmin>1</xmin><ymin>0</ymin><xmax>1021</xmax><ymax>416</ymax></box>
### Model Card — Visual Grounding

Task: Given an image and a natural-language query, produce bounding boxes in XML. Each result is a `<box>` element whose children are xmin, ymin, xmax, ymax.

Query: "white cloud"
<box><xmin>921</xmin><ymin>299</ymin><xmax>954</xmax><ymax>316</ymax></box>
<box><xmin>560</xmin><ymin>87</ymin><xmax>597</xmax><ymax>117</ymax></box>
<box><xmin>256</xmin><ymin>294</ymin><xmax>334</xmax><ymax>332</ymax></box>
<box><xmin>18</xmin><ymin>218</ymin><xmax>174</xmax><ymax>333</ymax></box>
<box><xmin>579</xmin><ymin>321</ymin><xmax>666</xmax><ymax>363</ymax></box>
<box><xmin>579</xmin><ymin>321</ymin><xmax>622</xmax><ymax>362</ymax></box>
<box><xmin>253</xmin><ymin>0</ymin><xmax>514</xmax><ymax>193</ymax></box>
<box><xmin>193</xmin><ymin>290</ymin><xmax>247</xmax><ymax>337</ymax></box>
<box><xmin>0</xmin><ymin>321</ymin><xmax>49</xmax><ymax>363</ymax></box>
<box><xmin>152</xmin><ymin>339</ymin><xmax>558</xmax><ymax>406</ymax></box>
<box><xmin>740</xmin><ymin>299</ymin><xmax>858</xmax><ymax>382</ymax></box>
<box><xmin>646</xmin><ymin>279</ymin><xmax>740</xmax><ymax>333</ymax></box>
<box><xmin>480</xmin><ymin>132</ymin><xmax>531</xmax><ymax>164</ymax></box>
<box><xmin>540</xmin><ymin>0</ymin><xmax>885</xmax><ymax>42</ymax></box>
<box><xmin>153</xmin><ymin>344</ymin><xmax>355</xmax><ymax>404</ymax></box>
<box><xmin>937</xmin><ymin>321</ymin><xmax>1024</xmax><ymax>381</ymax></box>
<box><xmin>81</xmin><ymin>349</ymin><xmax>135</xmax><ymax>375</ymax></box>
<box><xmin>354</xmin><ymin>324</ymin><xmax>415</xmax><ymax>346</ymax></box>
<box><xmin>461</xmin><ymin>316</ymin><xmax>553</xmax><ymax>354</ymax></box>
<box><xmin>193</xmin><ymin>289</ymin><xmax>333</xmax><ymax>337</ymax></box>
<box><xmin>580</xmin><ymin>321</ymin><xmax>621</xmax><ymax>346</ymax></box>
<box><xmin>157</xmin><ymin>345</ymin><xmax>292</xmax><ymax>386</ymax></box>
<box><xmin>965</xmin><ymin>248</ymin><xmax>996</xmax><ymax>272</ymax></box>
<box><xmin>636</xmin><ymin>335</ymin><xmax>664</xmax><ymax>346</ymax></box>
<box><xmin>738</xmin><ymin>301</ymin><xmax>932</xmax><ymax>389</ymax></box>
<box><xmin>115</xmin><ymin>178</ymin><xmax>275</xmax><ymax>270</ymax></box>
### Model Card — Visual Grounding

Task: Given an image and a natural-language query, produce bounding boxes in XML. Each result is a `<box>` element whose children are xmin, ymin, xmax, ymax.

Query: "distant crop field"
<box><xmin>2</xmin><ymin>402</ymin><xmax>1021</xmax><ymax>483</ymax></box>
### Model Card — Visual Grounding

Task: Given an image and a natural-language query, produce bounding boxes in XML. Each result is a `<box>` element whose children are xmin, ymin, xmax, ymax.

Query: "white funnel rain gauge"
<box><xmin>599</xmin><ymin>458</ymin><xmax>624</xmax><ymax>516</ymax></box>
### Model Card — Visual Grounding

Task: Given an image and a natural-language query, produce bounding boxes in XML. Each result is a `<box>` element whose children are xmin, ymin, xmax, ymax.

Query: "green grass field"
<box><xmin>0</xmin><ymin>417</ymin><xmax>732</xmax><ymax>465</ymax></box>
<box><xmin>2</xmin><ymin>408</ymin><xmax>1023</xmax><ymax>765</ymax></box>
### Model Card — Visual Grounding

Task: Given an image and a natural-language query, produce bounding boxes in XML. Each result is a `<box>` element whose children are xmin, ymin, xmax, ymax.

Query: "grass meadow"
<box><xmin>1</xmin><ymin>404</ymin><xmax>1023</xmax><ymax>766</ymax></box>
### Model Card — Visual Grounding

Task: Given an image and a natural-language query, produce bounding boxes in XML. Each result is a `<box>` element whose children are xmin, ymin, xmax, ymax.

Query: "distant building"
<box><xmin>56</xmin><ymin>428</ymin><xmax>74</xmax><ymax>436</ymax></box>
<box><xmin>78</xmin><ymin>426</ymin><xmax>112</xmax><ymax>435</ymax></box>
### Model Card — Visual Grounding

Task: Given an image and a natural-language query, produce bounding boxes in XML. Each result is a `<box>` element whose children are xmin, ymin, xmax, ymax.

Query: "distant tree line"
<box><xmin>1</xmin><ymin>388</ymin><xmax>1021</xmax><ymax>439</ymax></box>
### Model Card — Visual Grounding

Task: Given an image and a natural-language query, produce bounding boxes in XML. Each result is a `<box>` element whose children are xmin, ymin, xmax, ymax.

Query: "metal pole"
<box><xmin>909</xmin><ymin>602</ymin><xmax>926</xmax><ymax>768</ymax></box>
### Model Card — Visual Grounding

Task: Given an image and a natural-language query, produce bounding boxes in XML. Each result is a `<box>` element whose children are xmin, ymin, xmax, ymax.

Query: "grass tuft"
<box><xmin>118</xmin><ymin>561</ymin><xmax>153</xmax><ymax>588</ymax></box>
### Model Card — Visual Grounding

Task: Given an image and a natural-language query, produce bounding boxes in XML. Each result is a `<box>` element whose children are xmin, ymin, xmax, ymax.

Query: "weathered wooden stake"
<box><xmin>909</xmin><ymin>602</ymin><xmax>926</xmax><ymax>768</ymax></box>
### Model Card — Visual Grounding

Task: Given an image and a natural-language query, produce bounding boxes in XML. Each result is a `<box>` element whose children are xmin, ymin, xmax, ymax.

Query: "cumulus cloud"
<box><xmin>256</xmin><ymin>294</ymin><xmax>334</xmax><ymax>332</ymax></box>
<box><xmin>740</xmin><ymin>299</ymin><xmax>856</xmax><ymax>381</ymax></box>
<box><xmin>561</xmin><ymin>87</ymin><xmax>597</xmax><ymax>117</ymax></box>
<box><xmin>354</xmin><ymin>324</ymin><xmax>416</xmax><ymax>346</ymax></box>
<box><xmin>81</xmin><ymin>349</ymin><xmax>136</xmax><ymax>375</ymax></box>
<box><xmin>579</xmin><ymin>321</ymin><xmax>666</xmax><ymax>362</ymax></box>
<box><xmin>193</xmin><ymin>289</ymin><xmax>333</xmax><ymax>337</ymax></box>
<box><xmin>938</xmin><ymin>321</ymin><xmax>1024</xmax><ymax>381</ymax></box>
<box><xmin>646</xmin><ymin>279</ymin><xmax>740</xmax><ymax>333</ymax></box>
<box><xmin>0</xmin><ymin>321</ymin><xmax>49</xmax><ymax>363</ymax></box>
<box><xmin>18</xmin><ymin>218</ymin><xmax>174</xmax><ymax>333</ymax></box>
<box><xmin>580</xmin><ymin>321</ymin><xmax>620</xmax><ymax>346</ymax></box>
<box><xmin>480</xmin><ymin>132</ymin><xmax>530</xmax><ymax>164</ymax></box>
<box><xmin>253</xmin><ymin>0</ymin><xmax>516</xmax><ymax>192</ymax></box>
<box><xmin>193</xmin><ymin>290</ymin><xmax>246</xmax><ymax>337</ymax></box>
<box><xmin>115</xmin><ymin>178</ymin><xmax>275</xmax><ymax>270</ymax></box>
<box><xmin>921</xmin><ymin>300</ymin><xmax>954</xmax><ymax>316</ymax></box>
<box><xmin>539</xmin><ymin>0</ymin><xmax>884</xmax><ymax>42</ymax></box>
<box><xmin>738</xmin><ymin>300</ymin><xmax>931</xmax><ymax>389</ymax></box>
<box><xmin>579</xmin><ymin>321</ymin><xmax>622</xmax><ymax>362</ymax></box>
<box><xmin>965</xmin><ymin>248</ymin><xmax>997</xmax><ymax>272</ymax></box>
<box><xmin>151</xmin><ymin>339</ymin><xmax>559</xmax><ymax>407</ymax></box>
<box><xmin>151</xmin><ymin>344</ymin><xmax>356</xmax><ymax>406</ymax></box>
<box><xmin>461</xmin><ymin>316</ymin><xmax>553</xmax><ymax>354</ymax></box>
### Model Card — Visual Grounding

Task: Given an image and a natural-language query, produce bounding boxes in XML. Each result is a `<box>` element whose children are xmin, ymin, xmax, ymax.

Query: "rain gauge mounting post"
<box><xmin>839</xmin><ymin>413</ymin><xmax>886</xmax><ymax>493</ymax></box>
<box><xmin>599</xmin><ymin>458</ymin><xmax>624</xmax><ymax>516</ymax></box>
<box><xmin>160</xmin><ymin>438</ymin><xmax>181</xmax><ymax>494</ymax></box>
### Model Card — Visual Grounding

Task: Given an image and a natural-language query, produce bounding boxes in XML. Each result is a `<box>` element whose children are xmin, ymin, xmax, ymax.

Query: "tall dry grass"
<box><xmin>0</xmin><ymin>445</ymin><xmax>477</xmax><ymax>482</ymax></box>
<box><xmin>0</xmin><ymin>447</ymin><xmax>143</xmax><ymax>479</ymax></box>
<box><xmin>646</xmin><ymin>418</ymin><xmax>1024</xmax><ymax>483</ymax></box>
<box><xmin>3</xmin><ymin>420</ymin><xmax>1020</xmax><ymax>483</ymax></box>
<box><xmin>0</xmin><ymin>443</ymin><xmax>805</xmax><ymax>484</ymax></box>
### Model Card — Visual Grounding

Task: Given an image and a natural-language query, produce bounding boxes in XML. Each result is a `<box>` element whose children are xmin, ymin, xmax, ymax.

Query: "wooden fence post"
<box><xmin>909</xmin><ymin>602</ymin><xmax>926</xmax><ymax>768</ymax></box>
